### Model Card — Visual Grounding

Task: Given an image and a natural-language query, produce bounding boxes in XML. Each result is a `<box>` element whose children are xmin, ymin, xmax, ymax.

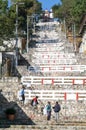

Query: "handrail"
<box><xmin>34</xmin><ymin>52</ymin><xmax>75</xmax><ymax>56</ymax></box>
<box><xmin>32</xmin><ymin>59</ymin><xmax>77</xmax><ymax>64</ymax></box>
<box><xmin>28</xmin><ymin>65</ymin><xmax>86</xmax><ymax>73</ymax></box>
<box><xmin>0</xmin><ymin>77</ymin><xmax>18</xmax><ymax>82</ymax></box>
<box><xmin>33</xmin><ymin>55</ymin><xmax>75</xmax><ymax>58</ymax></box>
<box><xmin>35</xmin><ymin>47</ymin><xmax>64</xmax><ymax>51</ymax></box>
<box><xmin>21</xmin><ymin>76</ymin><xmax>86</xmax><ymax>85</ymax></box>
<box><xmin>18</xmin><ymin>90</ymin><xmax>86</xmax><ymax>101</ymax></box>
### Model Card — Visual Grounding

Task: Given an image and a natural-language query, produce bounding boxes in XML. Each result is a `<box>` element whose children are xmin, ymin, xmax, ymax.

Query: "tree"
<box><xmin>52</xmin><ymin>0</ymin><xmax>86</xmax><ymax>32</ymax></box>
<box><xmin>10</xmin><ymin>0</ymin><xmax>42</xmax><ymax>35</ymax></box>
<box><xmin>52</xmin><ymin>4</ymin><xmax>61</xmax><ymax>18</ymax></box>
<box><xmin>0</xmin><ymin>0</ymin><xmax>42</xmax><ymax>46</ymax></box>
<box><xmin>0</xmin><ymin>0</ymin><xmax>14</xmax><ymax>45</ymax></box>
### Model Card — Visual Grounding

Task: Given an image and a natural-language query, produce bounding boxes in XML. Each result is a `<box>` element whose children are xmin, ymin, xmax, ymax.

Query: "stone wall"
<box><xmin>0</xmin><ymin>78</ymin><xmax>86</xmax><ymax>122</ymax></box>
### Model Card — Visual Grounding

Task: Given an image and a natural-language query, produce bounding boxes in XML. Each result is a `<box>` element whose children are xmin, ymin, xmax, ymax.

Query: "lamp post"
<box><xmin>0</xmin><ymin>52</ymin><xmax>2</xmax><ymax>78</ymax></box>
<box><xmin>73</xmin><ymin>23</ymin><xmax>76</xmax><ymax>52</ymax></box>
<box><xmin>15</xmin><ymin>2</ymin><xmax>24</xmax><ymax>67</ymax></box>
<box><xmin>72</xmin><ymin>23</ymin><xmax>76</xmax><ymax>53</ymax></box>
<box><xmin>64</xmin><ymin>18</ymin><xmax>66</xmax><ymax>39</ymax></box>
<box><xmin>15</xmin><ymin>2</ymin><xmax>18</xmax><ymax>67</ymax></box>
<box><xmin>33</xmin><ymin>14</ymin><xmax>36</xmax><ymax>33</ymax></box>
<box><xmin>27</xmin><ymin>15</ymin><xmax>29</xmax><ymax>53</ymax></box>
<box><xmin>27</xmin><ymin>15</ymin><xmax>34</xmax><ymax>53</ymax></box>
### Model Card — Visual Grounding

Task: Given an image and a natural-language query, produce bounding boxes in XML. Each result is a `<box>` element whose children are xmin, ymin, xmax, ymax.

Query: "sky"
<box><xmin>8</xmin><ymin>0</ymin><xmax>61</xmax><ymax>10</ymax></box>
<box><xmin>38</xmin><ymin>0</ymin><xmax>61</xmax><ymax>11</ymax></box>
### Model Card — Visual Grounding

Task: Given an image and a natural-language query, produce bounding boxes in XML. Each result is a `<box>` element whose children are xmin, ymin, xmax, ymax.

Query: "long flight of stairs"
<box><xmin>1</xmin><ymin>21</ymin><xmax>86</xmax><ymax>129</ymax></box>
<box><xmin>20</xmin><ymin>21</ymin><xmax>86</xmax><ymax>125</ymax></box>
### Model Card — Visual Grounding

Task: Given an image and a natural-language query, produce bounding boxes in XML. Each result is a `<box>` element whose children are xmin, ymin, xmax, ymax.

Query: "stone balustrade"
<box><xmin>21</xmin><ymin>76</ymin><xmax>86</xmax><ymax>85</ymax></box>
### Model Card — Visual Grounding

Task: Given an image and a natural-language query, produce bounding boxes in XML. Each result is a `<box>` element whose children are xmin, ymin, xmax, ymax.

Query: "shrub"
<box><xmin>5</xmin><ymin>108</ymin><xmax>16</xmax><ymax>115</ymax></box>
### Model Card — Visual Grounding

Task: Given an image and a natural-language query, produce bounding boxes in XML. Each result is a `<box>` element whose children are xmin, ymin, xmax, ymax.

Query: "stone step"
<box><xmin>0</xmin><ymin>121</ymin><xmax>86</xmax><ymax>130</ymax></box>
<box><xmin>0</xmin><ymin>119</ymin><xmax>86</xmax><ymax>125</ymax></box>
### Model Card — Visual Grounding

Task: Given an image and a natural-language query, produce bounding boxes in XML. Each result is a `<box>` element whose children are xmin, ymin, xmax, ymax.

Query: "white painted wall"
<box><xmin>0</xmin><ymin>38</ymin><xmax>22</xmax><ymax>52</ymax></box>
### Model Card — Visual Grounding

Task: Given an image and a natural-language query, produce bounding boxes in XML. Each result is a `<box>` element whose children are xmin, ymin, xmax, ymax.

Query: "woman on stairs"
<box><xmin>46</xmin><ymin>101</ymin><xmax>51</xmax><ymax>121</ymax></box>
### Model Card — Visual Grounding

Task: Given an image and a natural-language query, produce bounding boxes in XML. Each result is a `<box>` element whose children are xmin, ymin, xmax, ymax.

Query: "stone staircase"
<box><xmin>0</xmin><ymin>119</ymin><xmax>86</xmax><ymax>130</ymax></box>
<box><xmin>0</xmin><ymin>22</ymin><xmax>86</xmax><ymax>129</ymax></box>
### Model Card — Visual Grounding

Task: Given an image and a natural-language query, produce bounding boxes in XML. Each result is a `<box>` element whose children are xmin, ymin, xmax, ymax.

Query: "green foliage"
<box><xmin>0</xmin><ymin>0</ymin><xmax>14</xmax><ymax>45</ymax></box>
<box><xmin>10</xmin><ymin>0</ymin><xmax>42</xmax><ymax>33</ymax></box>
<box><xmin>0</xmin><ymin>0</ymin><xmax>8</xmax><ymax>14</ymax></box>
<box><xmin>0</xmin><ymin>0</ymin><xmax>42</xmax><ymax>46</ymax></box>
<box><xmin>52</xmin><ymin>0</ymin><xmax>86</xmax><ymax>32</ymax></box>
<box><xmin>5</xmin><ymin>108</ymin><xmax>16</xmax><ymax>115</ymax></box>
<box><xmin>52</xmin><ymin>4</ymin><xmax>61</xmax><ymax>18</ymax></box>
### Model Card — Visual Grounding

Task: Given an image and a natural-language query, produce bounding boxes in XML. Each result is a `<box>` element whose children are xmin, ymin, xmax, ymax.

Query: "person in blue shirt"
<box><xmin>20</xmin><ymin>86</ymin><xmax>25</xmax><ymax>105</ymax></box>
<box><xmin>53</xmin><ymin>101</ymin><xmax>61</xmax><ymax>122</ymax></box>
